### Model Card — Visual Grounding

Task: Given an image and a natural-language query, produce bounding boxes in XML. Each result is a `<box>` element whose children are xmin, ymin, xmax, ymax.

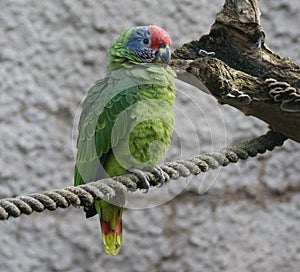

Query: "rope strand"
<box><xmin>0</xmin><ymin>130</ymin><xmax>287</xmax><ymax>220</ymax></box>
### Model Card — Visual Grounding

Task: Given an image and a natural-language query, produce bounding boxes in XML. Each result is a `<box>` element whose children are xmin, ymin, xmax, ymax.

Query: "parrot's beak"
<box><xmin>155</xmin><ymin>44</ymin><xmax>171</xmax><ymax>66</ymax></box>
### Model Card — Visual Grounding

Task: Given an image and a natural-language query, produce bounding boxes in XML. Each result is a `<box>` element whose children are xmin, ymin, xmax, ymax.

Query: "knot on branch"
<box><xmin>0</xmin><ymin>130</ymin><xmax>287</xmax><ymax>221</ymax></box>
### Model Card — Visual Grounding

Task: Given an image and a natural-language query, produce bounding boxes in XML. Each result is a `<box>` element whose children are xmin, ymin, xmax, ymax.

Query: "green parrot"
<box><xmin>74</xmin><ymin>25</ymin><xmax>176</xmax><ymax>255</ymax></box>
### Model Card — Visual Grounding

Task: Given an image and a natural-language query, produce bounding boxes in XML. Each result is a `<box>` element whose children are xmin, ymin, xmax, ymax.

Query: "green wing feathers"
<box><xmin>74</xmin><ymin>72</ymin><xmax>138</xmax><ymax>185</ymax></box>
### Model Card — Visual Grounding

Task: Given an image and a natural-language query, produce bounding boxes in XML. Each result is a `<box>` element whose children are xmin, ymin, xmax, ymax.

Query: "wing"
<box><xmin>74</xmin><ymin>77</ymin><xmax>138</xmax><ymax>186</ymax></box>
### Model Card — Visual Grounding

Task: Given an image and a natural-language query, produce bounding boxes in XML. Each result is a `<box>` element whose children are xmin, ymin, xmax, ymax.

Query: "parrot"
<box><xmin>74</xmin><ymin>25</ymin><xmax>176</xmax><ymax>255</ymax></box>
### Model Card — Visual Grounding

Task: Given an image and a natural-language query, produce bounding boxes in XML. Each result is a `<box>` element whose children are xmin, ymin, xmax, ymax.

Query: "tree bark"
<box><xmin>171</xmin><ymin>0</ymin><xmax>300</xmax><ymax>143</ymax></box>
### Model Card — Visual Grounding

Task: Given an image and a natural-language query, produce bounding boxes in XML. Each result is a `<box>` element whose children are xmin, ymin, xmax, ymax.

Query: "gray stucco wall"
<box><xmin>1</xmin><ymin>1</ymin><xmax>299</xmax><ymax>271</ymax></box>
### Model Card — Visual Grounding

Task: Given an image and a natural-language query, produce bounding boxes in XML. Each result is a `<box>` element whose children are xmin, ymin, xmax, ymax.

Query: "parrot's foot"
<box><xmin>146</xmin><ymin>166</ymin><xmax>165</xmax><ymax>187</ymax></box>
<box><xmin>198</xmin><ymin>49</ymin><xmax>215</xmax><ymax>57</ymax></box>
<box><xmin>128</xmin><ymin>168</ymin><xmax>150</xmax><ymax>193</ymax></box>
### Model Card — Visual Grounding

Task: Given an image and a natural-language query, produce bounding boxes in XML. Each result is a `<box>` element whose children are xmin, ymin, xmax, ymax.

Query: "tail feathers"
<box><xmin>95</xmin><ymin>200</ymin><xmax>123</xmax><ymax>255</ymax></box>
<box><xmin>101</xmin><ymin>218</ymin><xmax>122</xmax><ymax>255</ymax></box>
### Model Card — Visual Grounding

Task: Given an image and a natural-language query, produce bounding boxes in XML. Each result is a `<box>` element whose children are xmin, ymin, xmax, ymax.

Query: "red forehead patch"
<box><xmin>149</xmin><ymin>25</ymin><xmax>171</xmax><ymax>50</ymax></box>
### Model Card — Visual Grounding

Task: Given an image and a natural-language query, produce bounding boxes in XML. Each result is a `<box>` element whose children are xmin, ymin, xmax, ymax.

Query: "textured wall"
<box><xmin>1</xmin><ymin>1</ymin><xmax>300</xmax><ymax>271</ymax></box>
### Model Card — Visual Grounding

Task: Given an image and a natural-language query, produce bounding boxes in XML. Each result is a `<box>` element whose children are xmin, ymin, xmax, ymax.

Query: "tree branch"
<box><xmin>171</xmin><ymin>0</ymin><xmax>300</xmax><ymax>143</ymax></box>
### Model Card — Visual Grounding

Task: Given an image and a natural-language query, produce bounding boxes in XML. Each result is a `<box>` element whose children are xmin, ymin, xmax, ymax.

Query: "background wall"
<box><xmin>1</xmin><ymin>0</ymin><xmax>299</xmax><ymax>271</ymax></box>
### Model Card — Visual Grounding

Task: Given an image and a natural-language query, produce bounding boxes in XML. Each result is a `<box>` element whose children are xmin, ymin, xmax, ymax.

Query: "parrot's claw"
<box><xmin>128</xmin><ymin>168</ymin><xmax>150</xmax><ymax>193</ymax></box>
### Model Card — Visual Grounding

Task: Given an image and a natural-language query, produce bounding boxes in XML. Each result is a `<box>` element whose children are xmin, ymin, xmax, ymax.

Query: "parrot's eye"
<box><xmin>143</xmin><ymin>38</ymin><xmax>150</xmax><ymax>45</ymax></box>
<box><xmin>160</xmin><ymin>43</ymin><xmax>168</xmax><ymax>49</ymax></box>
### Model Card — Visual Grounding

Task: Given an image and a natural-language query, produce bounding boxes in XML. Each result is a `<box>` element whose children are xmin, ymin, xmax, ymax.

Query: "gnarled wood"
<box><xmin>171</xmin><ymin>0</ymin><xmax>300</xmax><ymax>143</ymax></box>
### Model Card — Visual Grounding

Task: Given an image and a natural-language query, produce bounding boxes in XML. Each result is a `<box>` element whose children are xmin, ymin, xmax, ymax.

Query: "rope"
<box><xmin>0</xmin><ymin>130</ymin><xmax>287</xmax><ymax>220</ymax></box>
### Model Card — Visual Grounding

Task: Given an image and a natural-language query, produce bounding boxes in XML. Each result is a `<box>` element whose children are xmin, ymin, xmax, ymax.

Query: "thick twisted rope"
<box><xmin>0</xmin><ymin>130</ymin><xmax>287</xmax><ymax>220</ymax></box>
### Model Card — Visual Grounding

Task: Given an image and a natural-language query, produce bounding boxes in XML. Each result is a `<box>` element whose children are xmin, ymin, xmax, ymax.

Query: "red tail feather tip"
<box><xmin>101</xmin><ymin>219</ymin><xmax>122</xmax><ymax>236</ymax></box>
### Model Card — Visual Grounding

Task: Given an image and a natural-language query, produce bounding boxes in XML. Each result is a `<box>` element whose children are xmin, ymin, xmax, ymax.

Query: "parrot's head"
<box><xmin>126</xmin><ymin>25</ymin><xmax>171</xmax><ymax>65</ymax></box>
<box><xmin>108</xmin><ymin>25</ymin><xmax>172</xmax><ymax>69</ymax></box>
